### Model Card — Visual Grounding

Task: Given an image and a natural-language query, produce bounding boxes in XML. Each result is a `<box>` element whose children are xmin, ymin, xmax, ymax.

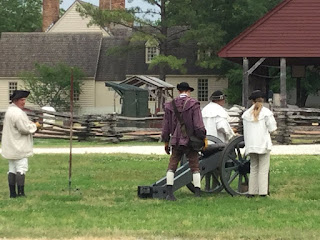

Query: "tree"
<box><xmin>269</xmin><ymin>67</ymin><xmax>320</xmax><ymax>107</ymax></box>
<box><xmin>20</xmin><ymin>62</ymin><xmax>85</xmax><ymax>111</ymax></box>
<box><xmin>77</xmin><ymin>0</ymin><xmax>200</xmax><ymax>81</ymax></box>
<box><xmin>78</xmin><ymin>0</ymin><xmax>283</xmax><ymax>103</ymax></box>
<box><xmin>0</xmin><ymin>0</ymin><xmax>42</xmax><ymax>34</ymax></box>
<box><xmin>183</xmin><ymin>0</ymin><xmax>283</xmax><ymax>105</ymax></box>
<box><xmin>299</xmin><ymin>67</ymin><xmax>320</xmax><ymax>107</ymax></box>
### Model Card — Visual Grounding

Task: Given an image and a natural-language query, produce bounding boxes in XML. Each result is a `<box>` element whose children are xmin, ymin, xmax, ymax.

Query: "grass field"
<box><xmin>32</xmin><ymin>139</ymin><xmax>162</xmax><ymax>148</ymax></box>
<box><xmin>0</xmin><ymin>154</ymin><xmax>319</xmax><ymax>239</ymax></box>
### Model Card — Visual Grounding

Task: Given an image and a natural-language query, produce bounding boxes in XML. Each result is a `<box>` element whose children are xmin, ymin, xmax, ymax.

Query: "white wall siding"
<box><xmin>0</xmin><ymin>78</ymin><xmax>96</xmax><ymax>112</ymax></box>
<box><xmin>48</xmin><ymin>3</ymin><xmax>109</xmax><ymax>36</ymax></box>
<box><xmin>0</xmin><ymin>78</ymin><xmax>11</xmax><ymax>111</ymax></box>
<box><xmin>79</xmin><ymin>81</ymin><xmax>122</xmax><ymax>114</ymax></box>
<box><xmin>94</xmin><ymin>81</ymin><xmax>121</xmax><ymax>114</ymax></box>
<box><xmin>75</xmin><ymin>79</ymin><xmax>96</xmax><ymax>113</ymax></box>
<box><xmin>0</xmin><ymin>79</ymin><xmax>39</xmax><ymax>111</ymax></box>
<box><xmin>165</xmin><ymin>75</ymin><xmax>228</xmax><ymax>108</ymax></box>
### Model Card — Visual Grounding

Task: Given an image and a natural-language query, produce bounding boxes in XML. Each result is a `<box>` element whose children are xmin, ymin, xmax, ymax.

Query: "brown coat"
<box><xmin>161</xmin><ymin>96</ymin><xmax>206</xmax><ymax>146</ymax></box>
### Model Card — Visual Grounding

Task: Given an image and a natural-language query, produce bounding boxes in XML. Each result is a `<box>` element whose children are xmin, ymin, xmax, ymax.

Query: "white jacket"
<box><xmin>1</xmin><ymin>104</ymin><xmax>37</xmax><ymax>160</ymax></box>
<box><xmin>242</xmin><ymin>105</ymin><xmax>277</xmax><ymax>154</ymax></box>
<box><xmin>202</xmin><ymin>102</ymin><xmax>235</xmax><ymax>143</ymax></box>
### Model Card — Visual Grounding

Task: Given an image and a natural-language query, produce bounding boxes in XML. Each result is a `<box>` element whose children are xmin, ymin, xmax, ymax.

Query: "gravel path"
<box><xmin>26</xmin><ymin>144</ymin><xmax>320</xmax><ymax>155</ymax></box>
<box><xmin>1</xmin><ymin>144</ymin><xmax>319</xmax><ymax>155</ymax></box>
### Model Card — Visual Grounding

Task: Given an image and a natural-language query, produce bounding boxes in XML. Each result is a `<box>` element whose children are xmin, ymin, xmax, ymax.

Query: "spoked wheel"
<box><xmin>220</xmin><ymin>135</ymin><xmax>250</xmax><ymax>196</ymax></box>
<box><xmin>181</xmin><ymin>135</ymin><xmax>225</xmax><ymax>194</ymax></box>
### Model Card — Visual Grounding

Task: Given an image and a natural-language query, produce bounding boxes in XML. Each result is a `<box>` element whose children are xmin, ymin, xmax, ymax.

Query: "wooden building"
<box><xmin>0</xmin><ymin>0</ymin><xmax>227</xmax><ymax>114</ymax></box>
<box><xmin>218</xmin><ymin>0</ymin><xmax>320</xmax><ymax>107</ymax></box>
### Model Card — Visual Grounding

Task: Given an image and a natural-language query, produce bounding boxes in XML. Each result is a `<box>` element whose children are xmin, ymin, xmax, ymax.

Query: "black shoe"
<box><xmin>260</xmin><ymin>195</ymin><xmax>267</xmax><ymax>198</ymax></box>
<box><xmin>8</xmin><ymin>173</ymin><xmax>17</xmax><ymax>198</ymax></box>
<box><xmin>246</xmin><ymin>194</ymin><xmax>255</xmax><ymax>198</ymax></box>
<box><xmin>194</xmin><ymin>187</ymin><xmax>201</xmax><ymax>197</ymax></box>
<box><xmin>166</xmin><ymin>194</ymin><xmax>177</xmax><ymax>201</ymax></box>
<box><xmin>166</xmin><ymin>185</ymin><xmax>177</xmax><ymax>201</ymax></box>
<box><xmin>9</xmin><ymin>185</ymin><xmax>16</xmax><ymax>198</ymax></box>
<box><xmin>17</xmin><ymin>186</ymin><xmax>26</xmax><ymax>197</ymax></box>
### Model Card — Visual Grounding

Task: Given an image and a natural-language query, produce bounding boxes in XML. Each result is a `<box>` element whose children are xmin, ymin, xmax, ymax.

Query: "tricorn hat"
<box><xmin>10</xmin><ymin>90</ymin><xmax>30</xmax><ymax>101</ymax></box>
<box><xmin>210</xmin><ymin>90</ymin><xmax>226</xmax><ymax>101</ymax></box>
<box><xmin>177</xmin><ymin>82</ymin><xmax>194</xmax><ymax>92</ymax></box>
<box><xmin>248</xmin><ymin>90</ymin><xmax>265</xmax><ymax>100</ymax></box>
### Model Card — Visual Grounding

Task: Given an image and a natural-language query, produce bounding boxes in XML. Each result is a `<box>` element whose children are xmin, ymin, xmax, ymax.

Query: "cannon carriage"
<box><xmin>138</xmin><ymin>135</ymin><xmax>251</xmax><ymax>199</ymax></box>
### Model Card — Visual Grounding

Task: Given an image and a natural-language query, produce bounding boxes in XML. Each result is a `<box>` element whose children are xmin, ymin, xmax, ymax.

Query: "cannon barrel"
<box><xmin>138</xmin><ymin>135</ymin><xmax>250</xmax><ymax>199</ymax></box>
<box><xmin>138</xmin><ymin>136</ymin><xmax>226</xmax><ymax>199</ymax></box>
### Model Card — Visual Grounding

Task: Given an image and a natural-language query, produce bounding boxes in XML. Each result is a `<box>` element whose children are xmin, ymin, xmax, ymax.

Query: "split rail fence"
<box><xmin>273</xmin><ymin>108</ymin><xmax>320</xmax><ymax>144</ymax></box>
<box><xmin>0</xmin><ymin>107</ymin><xmax>319</xmax><ymax>144</ymax></box>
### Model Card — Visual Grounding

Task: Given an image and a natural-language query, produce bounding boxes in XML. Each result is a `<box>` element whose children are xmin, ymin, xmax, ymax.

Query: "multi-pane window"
<box><xmin>197</xmin><ymin>78</ymin><xmax>208</xmax><ymax>101</ymax></box>
<box><xmin>146</xmin><ymin>47</ymin><xmax>158</xmax><ymax>63</ymax></box>
<box><xmin>148</xmin><ymin>92</ymin><xmax>156</xmax><ymax>101</ymax></box>
<box><xmin>197</xmin><ymin>49</ymin><xmax>212</xmax><ymax>61</ymax></box>
<box><xmin>73</xmin><ymin>90</ymin><xmax>80</xmax><ymax>102</ymax></box>
<box><xmin>145</xmin><ymin>40</ymin><xmax>159</xmax><ymax>63</ymax></box>
<box><xmin>9</xmin><ymin>82</ymin><xmax>17</xmax><ymax>100</ymax></box>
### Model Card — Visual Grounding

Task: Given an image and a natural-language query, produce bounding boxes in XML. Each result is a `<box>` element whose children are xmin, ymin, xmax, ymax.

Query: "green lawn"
<box><xmin>0</xmin><ymin>154</ymin><xmax>319</xmax><ymax>239</ymax></box>
<box><xmin>33</xmin><ymin>138</ymin><xmax>162</xmax><ymax>147</ymax></box>
<box><xmin>0</xmin><ymin>138</ymin><xmax>162</xmax><ymax>148</ymax></box>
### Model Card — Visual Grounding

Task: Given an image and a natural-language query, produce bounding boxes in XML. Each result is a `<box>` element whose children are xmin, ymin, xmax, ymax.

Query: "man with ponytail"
<box><xmin>242</xmin><ymin>90</ymin><xmax>277</xmax><ymax>197</ymax></box>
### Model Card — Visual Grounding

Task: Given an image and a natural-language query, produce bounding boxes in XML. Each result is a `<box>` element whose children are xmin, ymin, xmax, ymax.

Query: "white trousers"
<box><xmin>8</xmin><ymin>158</ymin><xmax>28</xmax><ymax>175</ymax></box>
<box><xmin>248</xmin><ymin>152</ymin><xmax>270</xmax><ymax>195</ymax></box>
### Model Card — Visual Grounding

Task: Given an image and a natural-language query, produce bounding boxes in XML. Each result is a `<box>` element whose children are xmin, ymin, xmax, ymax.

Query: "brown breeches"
<box><xmin>167</xmin><ymin>146</ymin><xmax>200</xmax><ymax>173</ymax></box>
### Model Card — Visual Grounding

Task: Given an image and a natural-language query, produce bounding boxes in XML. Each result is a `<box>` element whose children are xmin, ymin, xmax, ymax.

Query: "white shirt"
<box><xmin>242</xmin><ymin>105</ymin><xmax>277</xmax><ymax>154</ymax></box>
<box><xmin>1</xmin><ymin>104</ymin><xmax>37</xmax><ymax>160</ymax></box>
<box><xmin>202</xmin><ymin>102</ymin><xmax>235</xmax><ymax>143</ymax></box>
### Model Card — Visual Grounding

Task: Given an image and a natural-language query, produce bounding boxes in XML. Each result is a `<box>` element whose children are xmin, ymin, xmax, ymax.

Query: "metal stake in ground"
<box><xmin>69</xmin><ymin>68</ymin><xmax>74</xmax><ymax>195</ymax></box>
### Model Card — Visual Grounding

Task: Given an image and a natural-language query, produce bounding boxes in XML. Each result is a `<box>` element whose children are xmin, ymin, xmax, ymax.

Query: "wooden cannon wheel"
<box><xmin>220</xmin><ymin>135</ymin><xmax>250</xmax><ymax>196</ymax></box>
<box><xmin>181</xmin><ymin>135</ymin><xmax>225</xmax><ymax>194</ymax></box>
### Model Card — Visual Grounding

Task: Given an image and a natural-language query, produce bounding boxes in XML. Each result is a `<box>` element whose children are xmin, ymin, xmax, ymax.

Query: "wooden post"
<box><xmin>158</xmin><ymin>88</ymin><xmax>163</xmax><ymax>112</ymax></box>
<box><xmin>280</xmin><ymin>58</ymin><xmax>287</xmax><ymax>107</ymax></box>
<box><xmin>296</xmin><ymin>77</ymin><xmax>301</xmax><ymax>107</ymax></box>
<box><xmin>243</xmin><ymin>57</ymin><xmax>249</xmax><ymax>108</ymax></box>
<box><xmin>69</xmin><ymin>68</ymin><xmax>74</xmax><ymax>195</ymax></box>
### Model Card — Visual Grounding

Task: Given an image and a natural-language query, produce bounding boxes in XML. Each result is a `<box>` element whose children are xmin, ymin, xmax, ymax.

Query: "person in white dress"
<box><xmin>242</xmin><ymin>90</ymin><xmax>277</xmax><ymax>197</ymax></box>
<box><xmin>202</xmin><ymin>90</ymin><xmax>235</xmax><ymax>143</ymax></box>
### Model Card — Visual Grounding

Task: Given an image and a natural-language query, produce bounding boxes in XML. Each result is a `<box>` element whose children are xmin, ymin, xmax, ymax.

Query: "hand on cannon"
<box><xmin>35</xmin><ymin>121</ymin><xmax>42</xmax><ymax>131</ymax></box>
<box><xmin>202</xmin><ymin>138</ymin><xmax>208</xmax><ymax>151</ymax></box>
<box><xmin>164</xmin><ymin>142</ymin><xmax>170</xmax><ymax>155</ymax></box>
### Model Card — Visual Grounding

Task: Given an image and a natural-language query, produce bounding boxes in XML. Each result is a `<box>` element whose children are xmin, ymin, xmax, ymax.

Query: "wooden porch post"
<box><xmin>243</xmin><ymin>57</ymin><xmax>249</xmax><ymax>108</ymax></box>
<box><xmin>158</xmin><ymin>88</ymin><xmax>163</xmax><ymax>112</ymax></box>
<box><xmin>280</xmin><ymin>57</ymin><xmax>287</xmax><ymax>107</ymax></box>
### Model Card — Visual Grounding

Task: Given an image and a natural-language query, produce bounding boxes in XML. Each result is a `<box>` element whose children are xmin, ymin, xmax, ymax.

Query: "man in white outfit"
<box><xmin>1</xmin><ymin>90</ymin><xmax>40</xmax><ymax>198</ymax></box>
<box><xmin>202</xmin><ymin>90</ymin><xmax>235</xmax><ymax>143</ymax></box>
<box><xmin>201</xmin><ymin>90</ymin><xmax>235</xmax><ymax>191</ymax></box>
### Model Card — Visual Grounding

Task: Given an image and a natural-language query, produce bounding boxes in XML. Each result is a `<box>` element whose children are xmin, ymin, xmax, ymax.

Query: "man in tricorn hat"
<box><xmin>161</xmin><ymin>82</ymin><xmax>207</xmax><ymax>200</ymax></box>
<box><xmin>1</xmin><ymin>90</ymin><xmax>41</xmax><ymax>198</ymax></box>
<box><xmin>202</xmin><ymin>90</ymin><xmax>235</xmax><ymax>143</ymax></box>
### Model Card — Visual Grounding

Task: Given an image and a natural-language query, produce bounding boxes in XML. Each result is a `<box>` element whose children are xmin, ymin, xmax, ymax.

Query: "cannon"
<box><xmin>138</xmin><ymin>135</ymin><xmax>250</xmax><ymax>199</ymax></box>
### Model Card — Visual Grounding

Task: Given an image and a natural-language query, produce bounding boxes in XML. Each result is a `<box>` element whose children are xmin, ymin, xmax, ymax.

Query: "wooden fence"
<box><xmin>0</xmin><ymin>107</ymin><xmax>319</xmax><ymax>144</ymax></box>
<box><xmin>0</xmin><ymin>109</ymin><xmax>163</xmax><ymax>142</ymax></box>
<box><xmin>273</xmin><ymin>108</ymin><xmax>320</xmax><ymax>144</ymax></box>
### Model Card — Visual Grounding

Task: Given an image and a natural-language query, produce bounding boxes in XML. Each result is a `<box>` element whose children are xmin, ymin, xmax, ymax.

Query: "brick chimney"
<box><xmin>42</xmin><ymin>0</ymin><xmax>60</xmax><ymax>32</ymax></box>
<box><xmin>99</xmin><ymin>0</ymin><xmax>125</xmax><ymax>10</ymax></box>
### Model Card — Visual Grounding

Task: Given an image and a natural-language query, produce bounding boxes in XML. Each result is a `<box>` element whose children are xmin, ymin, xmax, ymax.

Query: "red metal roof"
<box><xmin>218</xmin><ymin>0</ymin><xmax>320</xmax><ymax>58</ymax></box>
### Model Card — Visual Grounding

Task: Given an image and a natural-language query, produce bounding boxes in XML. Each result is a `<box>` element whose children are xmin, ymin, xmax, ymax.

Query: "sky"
<box><xmin>60</xmin><ymin>0</ymin><xmax>158</xmax><ymax>18</ymax></box>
